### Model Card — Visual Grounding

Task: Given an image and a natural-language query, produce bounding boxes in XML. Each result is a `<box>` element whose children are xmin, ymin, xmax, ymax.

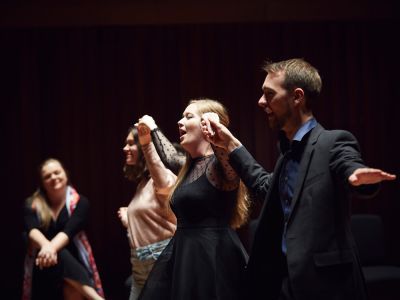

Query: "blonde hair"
<box><xmin>169</xmin><ymin>98</ymin><xmax>250</xmax><ymax>228</ymax></box>
<box><xmin>27</xmin><ymin>158</ymin><xmax>68</xmax><ymax>230</ymax></box>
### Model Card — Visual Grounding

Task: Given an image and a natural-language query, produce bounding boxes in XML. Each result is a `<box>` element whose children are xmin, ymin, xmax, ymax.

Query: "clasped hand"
<box><xmin>36</xmin><ymin>243</ymin><xmax>58</xmax><ymax>269</ymax></box>
<box><xmin>136</xmin><ymin>115</ymin><xmax>157</xmax><ymax>145</ymax></box>
<box><xmin>200</xmin><ymin>112</ymin><xmax>240</xmax><ymax>152</ymax></box>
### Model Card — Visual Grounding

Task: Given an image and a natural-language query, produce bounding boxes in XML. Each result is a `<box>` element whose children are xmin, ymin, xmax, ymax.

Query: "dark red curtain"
<box><xmin>2</xmin><ymin>21</ymin><xmax>399</xmax><ymax>299</ymax></box>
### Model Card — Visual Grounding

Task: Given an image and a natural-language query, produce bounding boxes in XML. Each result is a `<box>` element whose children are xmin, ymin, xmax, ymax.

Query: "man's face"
<box><xmin>258</xmin><ymin>71</ymin><xmax>294</xmax><ymax>131</ymax></box>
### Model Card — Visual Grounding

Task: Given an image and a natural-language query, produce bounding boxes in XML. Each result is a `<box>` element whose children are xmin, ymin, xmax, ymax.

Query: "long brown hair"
<box><xmin>123</xmin><ymin>126</ymin><xmax>149</xmax><ymax>183</ymax></box>
<box><xmin>169</xmin><ymin>98</ymin><xmax>250</xmax><ymax>228</ymax></box>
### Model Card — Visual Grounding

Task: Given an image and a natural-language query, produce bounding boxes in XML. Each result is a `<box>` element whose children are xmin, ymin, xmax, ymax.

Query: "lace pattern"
<box><xmin>182</xmin><ymin>155</ymin><xmax>239</xmax><ymax>191</ymax></box>
<box><xmin>151</xmin><ymin>128</ymin><xmax>186</xmax><ymax>175</ymax></box>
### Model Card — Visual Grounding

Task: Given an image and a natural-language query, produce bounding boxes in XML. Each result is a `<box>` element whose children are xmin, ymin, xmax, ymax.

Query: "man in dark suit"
<box><xmin>201</xmin><ymin>58</ymin><xmax>396</xmax><ymax>300</ymax></box>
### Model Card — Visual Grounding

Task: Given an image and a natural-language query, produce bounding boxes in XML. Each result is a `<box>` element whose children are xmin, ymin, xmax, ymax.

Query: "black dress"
<box><xmin>23</xmin><ymin>194</ymin><xmax>99</xmax><ymax>300</ymax></box>
<box><xmin>139</xmin><ymin>155</ymin><xmax>248</xmax><ymax>300</ymax></box>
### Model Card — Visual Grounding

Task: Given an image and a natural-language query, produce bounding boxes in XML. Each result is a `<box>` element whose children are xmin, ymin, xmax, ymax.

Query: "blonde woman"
<box><xmin>22</xmin><ymin>158</ymin><xmax>104</xmax><ymax>300</ymax></box>
<box><xmin>139</xmin><ymin>99</ymin><xmax>250</xmax><ymax>300</ymax></box>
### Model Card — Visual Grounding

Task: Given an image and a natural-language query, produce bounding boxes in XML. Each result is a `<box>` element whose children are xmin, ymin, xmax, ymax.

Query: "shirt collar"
<box><xmin>293</xmin><ymin>118</ymin><xmax>317</xmax><ymax>142</ymax></box>
<box><xmin>279</xmin><ymin>118</ymin><xmax>317</xmax><ymax>154</ymax></box>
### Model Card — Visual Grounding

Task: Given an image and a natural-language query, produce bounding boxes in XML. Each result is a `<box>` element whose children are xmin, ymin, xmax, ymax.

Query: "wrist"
<box><xmin>140</xmin><ymin>139</ymin><xmax>152</xmax><ymax>148</ymax></box>
<box><xmin>226</xmin><ymin>138</ymin><xmax>241</xmax><ymax>153</ymax></box>
<box><xmin>138</xmin><ymin>125</ymin><xmax>152</xmax><ymax>145</ymax></box>
<box><xmin>139</xmin><ymin>135</ymin><xmax>151</xmax><ymax>146</ymax></box>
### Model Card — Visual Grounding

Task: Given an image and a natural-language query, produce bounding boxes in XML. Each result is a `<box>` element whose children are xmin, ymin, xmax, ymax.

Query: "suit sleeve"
<box><xmin>329</xmin><ymin>130</ymin><xmax>379</xmax><ymax>197</ymax></box>
<box><xmin>229</xmin><ymin>145</ymin><xmax>273</xmax><ymax>201</ymax></box>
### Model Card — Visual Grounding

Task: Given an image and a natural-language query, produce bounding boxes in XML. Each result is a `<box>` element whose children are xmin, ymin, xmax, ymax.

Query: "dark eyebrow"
<box><xmin>263</xmin><ymin>86</ymin><xmax>272</xmax><ymax>92</ymax></box>
<box><xmin>263</xmin><ymin>87</ymin><xmax>276</xmax><ymax>95</ymax></box>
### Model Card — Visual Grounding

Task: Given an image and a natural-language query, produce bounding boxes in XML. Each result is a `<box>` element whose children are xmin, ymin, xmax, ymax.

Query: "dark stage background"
<box><xmin>1</xmin><ymin>2</ymin><xmax>399</xmax><ymax>299</ymax></box>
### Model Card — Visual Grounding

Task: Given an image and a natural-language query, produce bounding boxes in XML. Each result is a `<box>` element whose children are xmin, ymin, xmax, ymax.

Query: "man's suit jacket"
<box><xmin>230</xmin><ymin>124</ymin><xmax>377</xmax><ymax>300</ymax></box>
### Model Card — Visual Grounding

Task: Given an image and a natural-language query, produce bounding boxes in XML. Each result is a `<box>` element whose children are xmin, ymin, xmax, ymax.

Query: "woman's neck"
<box><xmin>189</xmin><ymin>142</ymin><xmax>214</xmax><ymax>159</ymax></box>
<box><xmin>47</xmin><ymin>187</ymin><xmax>67</xmax><ymax>207</ymax></box>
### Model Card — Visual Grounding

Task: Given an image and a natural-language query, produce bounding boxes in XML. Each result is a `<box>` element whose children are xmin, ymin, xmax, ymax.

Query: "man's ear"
<box><xmin>293</xmin><ymin>88</ymin><xmax>305</xmax><ymax>105</ymax></box>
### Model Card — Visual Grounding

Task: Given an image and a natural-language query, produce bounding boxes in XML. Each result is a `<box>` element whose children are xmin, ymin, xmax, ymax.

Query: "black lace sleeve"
<box><xmin>151</xmin><ymin>128</ymin><xmax>186</xmax><ymax>175</ymax></box>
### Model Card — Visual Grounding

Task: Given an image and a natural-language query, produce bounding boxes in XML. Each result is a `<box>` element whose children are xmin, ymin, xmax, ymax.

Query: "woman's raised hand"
<box><xmin>137</xmin><ymin>115</ymin><xmax>157</xmax><ymax>145</ymax></box>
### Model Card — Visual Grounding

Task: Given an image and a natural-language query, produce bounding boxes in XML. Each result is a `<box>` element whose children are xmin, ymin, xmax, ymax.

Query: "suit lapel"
<box><xmin>286</xmin><ymin>124</ymin><xmax>323</xmax><ymax>224</ymax></box>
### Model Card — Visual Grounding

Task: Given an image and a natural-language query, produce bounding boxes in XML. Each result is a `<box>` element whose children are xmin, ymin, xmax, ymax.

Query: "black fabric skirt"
<box><xmin>139</xmin><ymin>225</ymin><xmax>248</xmax><ymax>300</ymax></box>
<box><xmin>31</xmin><ymin>248</ymin><xmax>92</xmax><ymax>300</ymax></box>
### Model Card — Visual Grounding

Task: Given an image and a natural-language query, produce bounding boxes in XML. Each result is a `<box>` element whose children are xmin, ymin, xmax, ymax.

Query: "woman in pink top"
<box><xmin>118</xmin><ymin>115</ymin><xmax>184</xmax><ymax>300</ymax></box>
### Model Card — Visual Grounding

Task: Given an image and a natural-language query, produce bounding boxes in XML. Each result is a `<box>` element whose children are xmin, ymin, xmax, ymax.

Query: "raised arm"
<box><xmin>201</xmin><ymin>115</ymin><xmax>274</xmax><ymax>199</ymax></box>
<box><xmin>140</xmin><ymin>115</ymin><xmax>185</xmax><ymax>175</ymax></box>
<box><xmin>137</xmin><ymin>116</ymin><xmax>177</xmax><ymax>194</ymax></box>
<box><xmin>151</xmin><ymin>126</ymin><xmax>186</xmax><ymax>175</ymax></box>
<box><xmin>199</xmin><ymin>112</ymin><xmax>240</xmax><ymax>191</ymax></box>
<box><xmin>201</xmin><ymin>114</ymin><xmax>242</xmax><ymax>154</ymax></box>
